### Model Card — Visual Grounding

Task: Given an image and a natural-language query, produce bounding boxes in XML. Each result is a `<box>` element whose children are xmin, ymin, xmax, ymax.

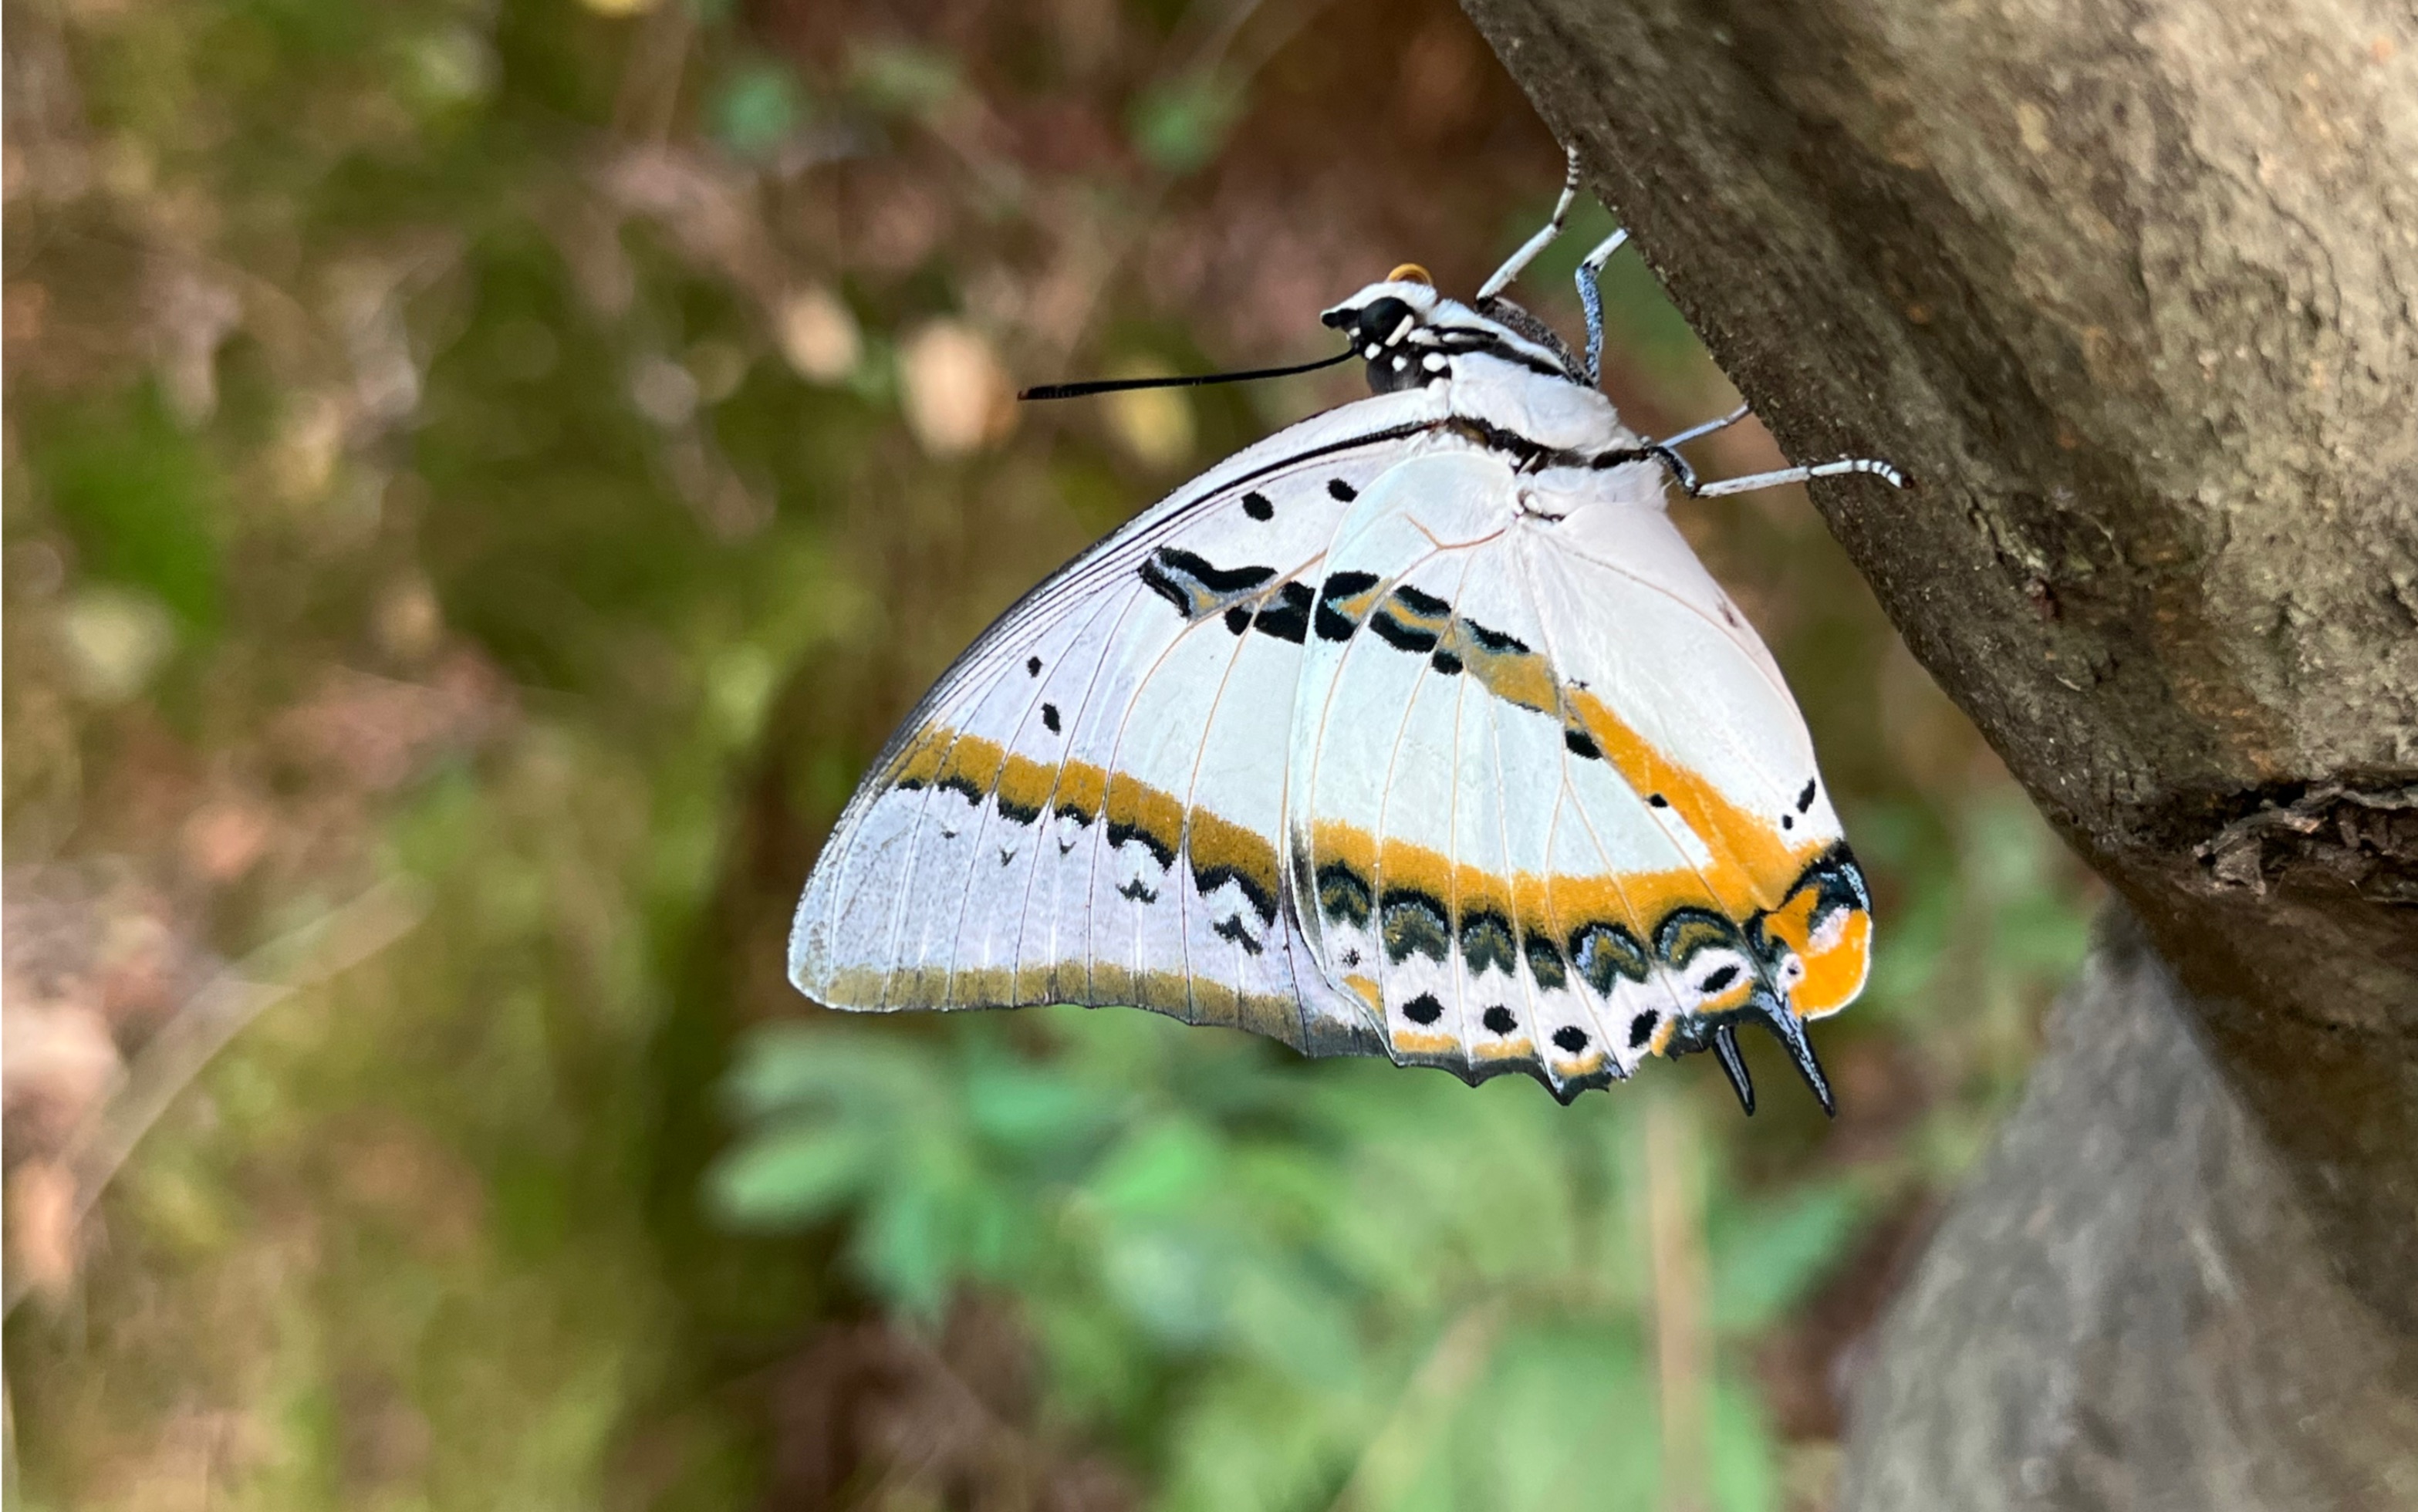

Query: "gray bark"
<box><xmin>1457</xmin><ymin>0</ymin><xmax>2418</xmax><ymax>1502</ymax></box>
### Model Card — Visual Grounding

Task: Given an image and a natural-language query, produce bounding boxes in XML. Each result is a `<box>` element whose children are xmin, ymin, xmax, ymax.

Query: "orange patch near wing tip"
<box><xmin>1788</xmin><ymin>908</ymin><xmax>1872</xmax><ymax>1018</ymax></box>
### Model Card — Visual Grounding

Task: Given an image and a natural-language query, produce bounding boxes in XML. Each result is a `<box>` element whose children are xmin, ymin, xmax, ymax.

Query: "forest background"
<box><xmin>3</xmin><ymin>1</ymin><xmax>2095</xmax><ymax>1507</ymax></box>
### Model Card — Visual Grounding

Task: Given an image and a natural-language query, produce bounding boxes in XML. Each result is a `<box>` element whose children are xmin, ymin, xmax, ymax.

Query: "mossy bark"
<box><xmin>1458</xmin><ymin>0</ymin><xmax>2418</xmax><ymax>1501</ymax></box>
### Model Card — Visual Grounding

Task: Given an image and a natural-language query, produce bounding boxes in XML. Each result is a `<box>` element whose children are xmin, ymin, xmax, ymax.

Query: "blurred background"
<box><xmin>2</xmin><ymin>1</ymin><xmax>2099</xmax><ymax>1507</ymax></box>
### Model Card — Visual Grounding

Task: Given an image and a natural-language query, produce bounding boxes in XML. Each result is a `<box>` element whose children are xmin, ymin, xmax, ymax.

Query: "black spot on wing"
<box><xmin>1552</xmin><ymin>1025</ymin><xmax>1589</xmax><ymax>1053</ymax></box>
<box><xmin>1369</xmin><ymin>609</ymin><xmax>1440</xmax><ymax>653</ymax></box>
<box><xmin>1785</xmin><ymin>843</ymin><xmax>1872</xmax><ymax>920</ymax></box>
<box><xmin>1571</xmin><ymin>921</ymin><xmax>1651</xmax><ymax>993</ymax></box>
<box><xmin>1108</xmin><ymin>819</ymin><xmax>1176</xmax><ymax>869</ymax></box>
<box><xmin>1656</xmin><ymin>908</ymin><xmax>1741</xmax><ymax>968</ymax></box>
<box><xmin>1162</xmin><ymin>547</ymin><xmax>1277</xmax><ymax>596</ymax></box>
<box><xmin>1252</xmin><ymin>580</ymin><xmax>1312</xmax><ymax>643</ymax></box>
<box><xmin>1328</xmin><ymin>478</ymin><xmax>1358</xmax><ymax>501</ymax></box>
<box><xmin>1241</xmin><ymin>491</ymin><xmax>1274</xmax><ymax>521</ymax></box>
<box><xmin>1213</xmin><ymin>915</ymin><xmax>1264</xmax><ymax>955</ymax></box>
<box><xmin>996</xmin><ymin>791</ymin><xmax>1042</xmax><ymax>826</ymax></box>
<box><xmin>1402</xmin><ymin>993</ymin><xmax>1444</xmax><ymax>1025</ymax></box>
<box><xmin>1460</xmin><ymin>910</ymin><xmax>1517</xmax><ymax>976</ymax></box>
<box><xmin>1628</xmin><ymin>1011</ymin><xmax>1659</xmax><ymax>1049</ymax></box>
<box><xmin>1466</xmin><ymin>621</ymin><xmax>1529</xmax><ymax>656</ymax></box>
<box><xmin>1524</xmin><ymin>933</ymin><xmax>1569</xmax><ymax>991</ymax></box>
<box><xmin>1565</xmin><ymin>728</ymin><xmax>1601</xmax><ymax>760</ymax></box>
<box><xmin>1380</xmin><ymin>889</ymin><xmax>1452</xmax><ymax>965</ymax></box>
<box><xmin>1481</xmin><ymin>1005</ymin><xmax>1518</xmax><ymax>1036</ymax></box>
<box><xmin>1316</xmin><ymin>860</ymin><xmax>1373</xmax><ymax>929</ymax></box>
<box><xmin>1026</xmin><ymin>656</ymin><xmax>1043</xmax><ymax>677</ymax></box>
<box><xmin>1798</xmin><ymin>778</ymin><xmax>1819</xmax><ymax>813</ymax></box>
<box><xmin>1140</xmin><ymin>546</ymin><xmax>1278</xmax><ymax>619</ymax></box>
<box><xmin>1315</xmin><ymin>570</ymin><xmax>1382</xmax><ymax>641</ymax></box>
<box><xmin>1041</xmin><ymin>703</ymin><xmax>1061</xmax><ymax>733</ymax></box>
<box><xmin>1117</xmin><ymin>877</ymin><xmax>1159</xmax><ymax>904</ymax></box>
<box><xmin>1224</xmin><ymin>606</ymin><xmax>1252</xmax><ymax>633</ymax></box>
<box><xmin>1699</xmin><ymin>964</ymin><xmax>1741</xmax><ymax>993</ymax></box>
<box><xmin>1191</xmin><ymin>859</ymin><xmax>1278</xmax><ymax>926</ymax></box>
<box><xmin>1139</xmin><ymin>556</ymin><xmax>1193</xmax><ymax>616</ymax></box>
<box><xmin>1430</xmin><ymin>649</ymin><xmax>1463</xmax><ymax>675</ymax></box>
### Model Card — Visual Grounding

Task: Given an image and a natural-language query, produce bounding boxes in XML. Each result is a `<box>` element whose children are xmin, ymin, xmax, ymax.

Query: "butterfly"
<box><xmin>789</xmin><ymin>152</ymin><xmax>1900</xmax><ymax>1114</ymax></box>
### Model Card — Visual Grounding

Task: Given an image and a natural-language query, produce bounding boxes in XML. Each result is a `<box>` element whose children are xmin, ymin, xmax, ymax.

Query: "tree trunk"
<box><xmin>1455</xmin><ymin>0</ymin><xmax>2418</xmax><ymax>1503</ymax></box>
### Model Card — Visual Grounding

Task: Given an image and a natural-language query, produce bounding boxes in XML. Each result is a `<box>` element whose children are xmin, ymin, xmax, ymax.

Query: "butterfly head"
<box><xmin>1322</xmin><ymin>267</ymin><xmax>1585</xmax><ymax>396</ymax></box>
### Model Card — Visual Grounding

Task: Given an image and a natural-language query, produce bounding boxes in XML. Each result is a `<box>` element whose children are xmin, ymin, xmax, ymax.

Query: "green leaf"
<box><xmin>704</xmin><ymin>1119</ymin><xmax>877</xmax><ymax>1230</ymax></box>
<box><xmin>1086</xmin><ymin>1119</ymin><xmax>1221</xmax><ymax>1220</ymax></box>
<box><xmin>1707</xmin><ymin>1183</ymin><xmax>1866</xmax><ymax>1335</ymax></box>
<box><xmin>723</xmin><ymin>1026</ymin><xmax>926</xmax><ymax>1118</ymax></box>
<box><xmin>962</xmin><ymin>1060</ymin><xmax>1120</xmax><ymax>1153</ymax></box>
<box><xmin>859</xmin><ymin>1178</ymin><xmax>954</xmax><ymax>1318</ymax></box>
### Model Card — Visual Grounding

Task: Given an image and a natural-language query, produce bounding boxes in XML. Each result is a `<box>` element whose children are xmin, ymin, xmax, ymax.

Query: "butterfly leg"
<box><xmin>1575</xmin><ymin>228</ymin><xmax>1630</xmax><ymax>388</ymax></box>
<box><xmin>1477</xmin><ymin>146</ymin><xmax>1582</xmax><ymax>303</ymax></box>
<box><xmin>1653</xmin><ymin>403</ymin><xmax>1751</xmax><ymax>453</ymax></box>
<box><xmin>1690</xmin><ymin>456</ymin><xmax>1909</xmax><ymax>497</ymax></box>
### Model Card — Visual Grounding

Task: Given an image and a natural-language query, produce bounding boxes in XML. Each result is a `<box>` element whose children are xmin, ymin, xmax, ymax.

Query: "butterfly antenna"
<box><xmin>1710</xmin><ymin>1023</ymin><xmax>1757</xmax><ymax>1116</ymax></box>
<box><xmin>1761</xmin><ymin>1008</ymin><xmax>1837</xmax><ymax>1119</ymax></box>
<box><xmin>1019</xmin><ymin>345</ymin><xmax>1356</xmax><ymax>402</ymax></box>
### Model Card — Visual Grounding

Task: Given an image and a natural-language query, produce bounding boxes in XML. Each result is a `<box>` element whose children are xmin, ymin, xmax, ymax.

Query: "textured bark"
<box><xmin>1457</xmin><ymin>0</ymin><xmax>2418</xmax><ymax>1501</ymax></box>
<box><xmin>1842</xmin><ymin>913</ymin><xmax>2418</xmax><ymax>1510</ymax></box>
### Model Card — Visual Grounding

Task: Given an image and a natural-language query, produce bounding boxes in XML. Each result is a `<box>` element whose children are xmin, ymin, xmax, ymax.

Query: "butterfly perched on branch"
<box><xmin>790</xmin><ymin>151</ymin><xmax>1901</xmax><ymax>1115</ymax></box>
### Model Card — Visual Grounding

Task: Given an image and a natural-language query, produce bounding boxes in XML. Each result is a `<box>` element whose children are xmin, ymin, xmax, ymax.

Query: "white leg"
<box><xmin>1691</xmin><ymin>456</ymin><xmax>1908</xmax><ymax>497</ymax></box>
<box><xmin>1477</xmin><ymin>147</ymin><xmax>1582</xmax><ymax>303</ymax></box>
<box><xmin>1652</xmin><ymin>403</ymin><xmax>1750</xmax><ymax>452</ymax></box>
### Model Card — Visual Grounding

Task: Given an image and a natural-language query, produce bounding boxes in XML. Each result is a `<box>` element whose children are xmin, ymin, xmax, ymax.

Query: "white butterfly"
<box><xmin>790</xmin><ymin>154</ymin><xmax>1899</xmax><ymax>1113</ymax></box>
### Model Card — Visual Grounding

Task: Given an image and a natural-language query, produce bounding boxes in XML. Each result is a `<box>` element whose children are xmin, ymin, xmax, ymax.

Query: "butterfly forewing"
<box><xmin>790</xmin><ymin>391</ymin><xmax>1444</xmax><ymax>1052</ymax></box>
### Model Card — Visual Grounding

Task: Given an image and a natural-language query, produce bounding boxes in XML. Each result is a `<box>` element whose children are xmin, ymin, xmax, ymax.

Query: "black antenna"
<box><xmin>1019</xmin><ymin>345</ymin><xmax>1356</xmax><ymax>402</ymax></box>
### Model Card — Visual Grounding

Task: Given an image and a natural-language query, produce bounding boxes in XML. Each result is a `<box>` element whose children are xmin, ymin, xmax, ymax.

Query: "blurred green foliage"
<box><xmin>2</xmin><ymin>0</ymin><xmax>2095</xmax><ymax>1508</ymax></box>
<box><xmin>705</xmin><ymin>1008</ymin><xmax>1882</xmax><ymax>1510</ymax></box>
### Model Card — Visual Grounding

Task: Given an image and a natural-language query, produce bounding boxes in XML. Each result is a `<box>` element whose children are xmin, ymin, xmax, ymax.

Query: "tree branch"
<box><xmin>1460</xmin><ymin>0</ymin><xmax>2418</xmax><ymax>1498</ymax></box>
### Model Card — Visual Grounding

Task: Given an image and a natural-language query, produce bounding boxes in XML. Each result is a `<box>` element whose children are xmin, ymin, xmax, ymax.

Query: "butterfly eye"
<box><xmin>1353</xmin><ymin>296</ymin><xmax>1417</xmax><ymax>349</ymax></box>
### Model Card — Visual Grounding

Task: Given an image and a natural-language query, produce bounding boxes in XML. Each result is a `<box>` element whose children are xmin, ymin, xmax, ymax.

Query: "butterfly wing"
<box><xmin>789</xmin><ymin>390</ymin><xmax>1445</xmax><ymax>1055</ymax></box>
<box><xmin>1288</xmin><ymin>451</ymin><xmax>1871</xmax><ymax>1100</ymax></box>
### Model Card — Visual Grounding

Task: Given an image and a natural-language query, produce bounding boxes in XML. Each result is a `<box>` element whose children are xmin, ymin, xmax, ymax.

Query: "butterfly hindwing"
<box><xmin>1286</xmin><ymin>451</ymin><xmax>1872</xmax><ymax>1097</ymax></box>
<box><xmin>1528</xmin><ymin>494</ymin><xmax>1872</xmax><ymax>1024</ymax></box>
